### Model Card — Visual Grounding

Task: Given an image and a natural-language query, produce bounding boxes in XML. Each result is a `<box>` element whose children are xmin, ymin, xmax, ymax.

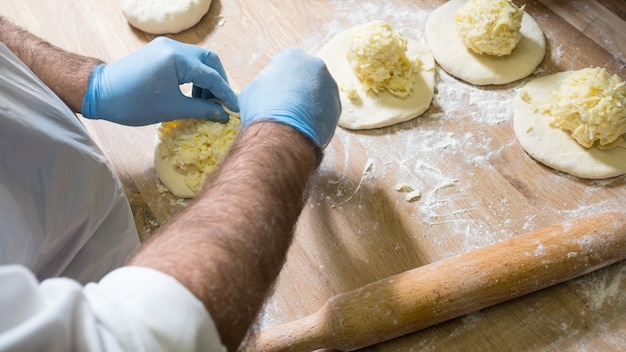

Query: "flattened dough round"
<box><xmin>425</xmin><ymin>0</ymin><xmax>545</xmax><ymax>85</ymax></box>
<box><xmin>513</xmin><ymin>72</ymin><xmax>626</xmax><ymax>179</ymax></box>
<box><xmin>121</xmin><ymin>0</ymin><xmax>213</xmax><ymax>34</ymax></box>
<box><xmin>317</xmin><ymin>28</ymin><xmax>435</xmax><ymax>130</ymax></box>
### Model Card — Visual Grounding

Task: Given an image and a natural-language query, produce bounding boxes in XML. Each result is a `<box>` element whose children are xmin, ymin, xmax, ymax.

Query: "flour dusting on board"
<box><xmin>581</xmin><ymin>264</ymin><xmax>626</xmax><ymax>311</ymax></box>
<box><xmin>302</xmin><ymin>0</ymin><xmax>431</xmax><ymax>54</ymax></box>
<box><xmin>254</xmin><ymin>0</ymin><xmax>626</xmax><ymax>347</ymax></box>
<box><xmin>305</xmin><ymin>1</ymin><xmax>624</xmax><ymax>251</ymax></box>
<box><xmin>321</xmin><ymin>0</ymin><xmax>622</xmax><ymax>285</ymax></box>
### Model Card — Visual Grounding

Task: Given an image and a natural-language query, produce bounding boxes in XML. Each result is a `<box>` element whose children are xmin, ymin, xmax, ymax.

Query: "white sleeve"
<box><xmin>0</xmin><ymin>265</ymin><xmax>226</xmax><ymax>352</ymax></box>
<box><xmin>0</xmin><ymin>42</ymin><xmax>140</xmax><ymax>284</ymax></box>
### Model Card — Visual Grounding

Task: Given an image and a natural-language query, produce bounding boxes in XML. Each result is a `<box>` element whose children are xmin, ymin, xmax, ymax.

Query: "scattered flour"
<box><xmin>254</xmin><ymin>1</ymin><xmax>626</xmax><ymax>350</ymax></box>
<box><xmin>583</xmin><ymin>264</ymin><xmax>625</xmax><ymax>311</ymax></box>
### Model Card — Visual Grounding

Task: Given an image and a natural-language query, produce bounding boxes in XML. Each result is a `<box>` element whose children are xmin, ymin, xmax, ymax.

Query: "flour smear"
<box><xmin>309</xmin><ymin>0</ymin><xmax>624</xmax><ymax>245</ymax></box>
<box><xmin>253</xmin><ymin>1</ymin><xmax>626</xmax><ymax>349</ymax></box>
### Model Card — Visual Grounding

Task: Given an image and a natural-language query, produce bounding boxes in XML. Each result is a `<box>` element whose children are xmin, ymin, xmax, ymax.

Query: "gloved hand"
<box><xmin>239</xmin><ymin>48</ymin><xmax>341</xmax><ymax>149</ymax></box>
<box><xmin>81</xmin><ymin>37</ymin><xmax>239</xmax><ymax>126</ymax></box>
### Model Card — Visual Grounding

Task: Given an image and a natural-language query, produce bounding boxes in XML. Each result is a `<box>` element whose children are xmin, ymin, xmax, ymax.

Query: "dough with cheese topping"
<box><xmin>534</xmin><ymin>67</ymin><xmax>626</xmax><ymax>148</ymax></box>
<box><xmin>346</xmin><ymin>21</ymin><xmax>417</xmax><ymax>98</ymax></box>
<box><xmin>513</xmin><ymin>71</ymin><xmax>626</xmax><ymax>179</ymax></box>
<box><xmin>425</xmin><ymin>0</ymin><xmax>545</xmax><ymax>85</ymax></box>
<box><xmin>318</xmin><ymin>21</ymin><xmax>435</xmax><ymax>130</ymax></box>
<box><xmin>154</xmin><ymin>115</ymin><xmax>240</xmax><ymax>198</ymax></box>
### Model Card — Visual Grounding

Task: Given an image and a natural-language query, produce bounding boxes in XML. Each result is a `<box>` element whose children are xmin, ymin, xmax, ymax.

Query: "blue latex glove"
<box><xmin>81</xmin><ymin>37</ymin><xmax>239</xmax><ymax>126</ymax></box>
<box><xmin>239</xmin><ymin>48</ymin><xmax>341</xmax><ymax>149</ymax></box>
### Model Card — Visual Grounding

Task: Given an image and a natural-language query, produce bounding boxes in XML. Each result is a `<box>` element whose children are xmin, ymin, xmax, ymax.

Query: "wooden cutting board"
<box><xmin>2</xmin><ymin>1</ymin><xmax>625</xmax><ymax>350</ymax></box>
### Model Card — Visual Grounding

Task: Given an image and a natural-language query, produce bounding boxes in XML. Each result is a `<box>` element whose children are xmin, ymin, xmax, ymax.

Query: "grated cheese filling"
<box><xmin>157</xmin><ymin>117</ymin><xmax>240</xmax><ymax>193</ymax></box>
<box><xmin>539</xmin><ymin>68</ymin><xmax>626</xmax><ymax>148</ymax></box>
<box><xmin>346</xmin><ymin>20</ymin><xmax>420</xmax><ymax>98</ymax></box>
<box><xmin>455</xmin><ymin>0</ymin><xmax>524</xmax><ymax>56</ymax></box>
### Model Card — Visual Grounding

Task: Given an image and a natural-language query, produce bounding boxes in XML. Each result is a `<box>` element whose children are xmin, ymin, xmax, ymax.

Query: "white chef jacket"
<box><xmin>0</xmin><ymin>43</ymin><xmax>225</xmax><ymax>351</ymax></box>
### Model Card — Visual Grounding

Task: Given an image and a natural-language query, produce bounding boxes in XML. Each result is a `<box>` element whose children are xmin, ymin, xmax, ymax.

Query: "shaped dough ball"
<box><xmin>120</xmin><ymin>0</ymin><xmax>213</xmax><ymax>34</ymax></box>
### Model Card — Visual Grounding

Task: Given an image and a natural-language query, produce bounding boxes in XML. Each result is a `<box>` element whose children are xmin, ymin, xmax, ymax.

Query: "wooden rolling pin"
<box><xmin>245</xmin><ymin>211</ymin><xmax>626</xmax><ymax>352</ymax></box>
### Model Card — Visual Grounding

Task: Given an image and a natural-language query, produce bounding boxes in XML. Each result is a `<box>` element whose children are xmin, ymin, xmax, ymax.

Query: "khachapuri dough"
<box><xmin>513</xmin><ymin>68</ymin><xmax>626</xmax><ymax>179</ymax></box>
<box><xmin>318</xmin><ymin>20</ymin><xmax>435</xmax><ymax>130</ymax></box>
<box><xmin>154</xmin><ymin>113</ymin><xmax>240</xmax><ymax>199</ymax></box>
<box><xmin>120</xmin><ymin>0</ymin><xmax>213</xmax><ymax>34</ymax></box>
<box><xmin>425</xmin><ymin>0</ymin><xmax>545</xmax><ymax>85</ymax></box>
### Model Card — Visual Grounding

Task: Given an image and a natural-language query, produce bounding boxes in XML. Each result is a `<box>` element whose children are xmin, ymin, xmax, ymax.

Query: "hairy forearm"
<box><xmin>129</xmin><ymin>122</ymin><xmax>318</xmax><ymax>350</ymax></box>
<box><xmin>0</xmin><ymin>16</ymin><xmax>101</xmax><ymax>112</ymax></box>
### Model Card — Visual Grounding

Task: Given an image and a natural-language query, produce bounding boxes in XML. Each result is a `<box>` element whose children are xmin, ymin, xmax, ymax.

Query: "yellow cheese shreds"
<box><xmin>346</xmin><ymin>20</ymin><xmax>419</xmax><ymax>98</ymax></box>
<box><xmin>542</xmin><ymin>68</ymin><xmax>626</xmax><ymax>148</ymax></box>
<box><xmin>455</xmin><ymin>0</ymin><xmax>524</xmax><ymax>56</ymax></box>
<box><xmin>339</xmin><ymin>81</ymin><xmax>359</xmax><ymax>101</ymax></box>
<box><xmin>157</xmin><ymin>117</ymin><xmax>240</xmax><ymax>193</ymax></box>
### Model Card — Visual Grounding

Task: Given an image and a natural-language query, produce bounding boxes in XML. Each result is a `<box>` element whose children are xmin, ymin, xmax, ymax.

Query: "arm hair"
<box><xmin>129</xmin><ymin>122</ymin><xmax>318</xmax><ymax>350</ymax></box>
<box><xmin>0</xmin><ymin>16</ymin><xmax>102</xmax><ymax>112</ymax></box>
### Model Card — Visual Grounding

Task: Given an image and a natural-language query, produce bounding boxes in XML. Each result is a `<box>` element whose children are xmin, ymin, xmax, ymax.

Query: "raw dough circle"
<box><xmin>513</xmin><ymin>72</ymin><xmax>626</xmax><ymax>179</ymax></box>
<box><xmin>317</xmin><ymin>27</ymin><xmax>436</xmax><ymax>130</ymax></box>
<box><xmin>120</xmin><ymin>0</ymin><xmax>213</xmax><ymax>34</ymax></box>
<box><xmin>425</xmin><ymin>0</ymin><xmax>546</xmax><ymax>86</ymax></box>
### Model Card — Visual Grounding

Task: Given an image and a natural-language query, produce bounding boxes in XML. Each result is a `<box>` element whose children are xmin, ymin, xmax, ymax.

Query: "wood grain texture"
<box><xmin>248</xmin><ymin>212</ymin><xmax>626</xmax><ymax>351</ymax></box>
<box><xmin>1</xmin><ymin>0</ymin><xmax>624</xmax><ymax>351</ymax></box>
<box><xmin>539</xmin><ymin>0</ymin><xmax>626</xmax><ymax>63</ymax></box>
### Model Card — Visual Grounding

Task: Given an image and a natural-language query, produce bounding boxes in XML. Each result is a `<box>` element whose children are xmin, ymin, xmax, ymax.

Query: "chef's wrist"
<box><xmin>244</xmin><ymin>120</ymin><xmax>323</xmax><ymax>169</ymax></box>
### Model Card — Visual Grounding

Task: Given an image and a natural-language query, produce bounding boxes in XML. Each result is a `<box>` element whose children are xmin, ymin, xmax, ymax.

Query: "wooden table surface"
<box><xmin>2</xmin><ymin>1</ymin><xmax>625</xmax><ymax>351</ymax></box>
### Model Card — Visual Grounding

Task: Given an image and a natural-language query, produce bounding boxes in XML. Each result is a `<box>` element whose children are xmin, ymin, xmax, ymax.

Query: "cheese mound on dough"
<box><xmin>346</xmin><ymin>20</ymin><xmax>419</xmax><ymax>98</ymax></box>
<box><xmin>157</xmin><ymin>117</ymin><xmax>240</xmax><ymax>193</ymax></box>
<box><xmin>455</xmin><ymin>0</ymin><xmax>524</xmax><ymax>56</ymax></box>
<box><xmin>540</xmin><ymin>68</ymin><xmax>626</xmax><ymax>148</ymax></box>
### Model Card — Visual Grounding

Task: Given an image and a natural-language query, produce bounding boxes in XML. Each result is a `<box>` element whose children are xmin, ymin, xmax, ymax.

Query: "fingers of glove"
<box><xmin>85</xmin><ymin>76</ymin><xmax>229</xmax><ymax>124</ymax></box>
<box><xmin>189</xmin><ymin>69</ymin><xmax>239</xmax><ymax>113</ymax></box>
<box><xmin>169</xmin><ymin>95</ymin><xmax>231</xmax><ymax>122</ymax></box>
<box><xmin>175</xmin><ymin>47</ymin><xmax>229</xmax><ymax>84</ymax></box>
<box><xmin>240</xmin><ymin>48</ymin><xmax>341</xmax><ymax>147</ymax></box>
<box><xmin>176</xmin><ymin>48</ymin><xmax>239</xmax><ymax>112</ymax></box>
<box><xmin>82</xmin><ymin>37</ymin><xmax>238</xmax><ymax>125</ymax></box>
<box><xmin>191</xmin><ymin>85</ymin><xmax>214</xmax><ymax>99</ymax></box>
<box><xmin>146</xmin><ymin>37</ymin><xmax>227</xmax><ymax>79</ymax></box>
<box><xmin>199</xmin><ymin>51</ymin><xmax>230</xmax><ymax>83</ymax></box>
<box><xmin>243</xmin><ymin>48</ymin><xmax>340</xmax><ymax>117</ymax></box>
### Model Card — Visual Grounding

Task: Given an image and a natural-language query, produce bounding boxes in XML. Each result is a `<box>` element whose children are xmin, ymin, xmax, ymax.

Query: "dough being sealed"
<box><xmin>318</xmin><ymin>20</ymin><xmax>435</xmax><ymax>130</ymax></box>
<box><xmin>513</xmin><ymin>71</ymin><xmax>626</xmax><ymax>179</ymax></box>
<box><xmin>120</xmin><ymin>0</ymin><xmax>213</xmax><ymax>34</ymax></box>
<box><xmin>425</xmin><ymin>0</ymin><xmax>545</xmax><ymax>85</ymax></box>
<box><xmin>154</xmin><ymin>114</ymin><xmax>240</xmax><ymax>198</ymax></box>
